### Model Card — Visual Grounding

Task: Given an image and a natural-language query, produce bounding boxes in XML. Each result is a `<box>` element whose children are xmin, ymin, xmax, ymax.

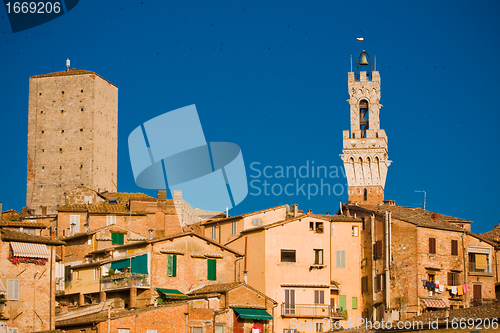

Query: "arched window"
<box><xmin>363</xmin><ymin>188</ymin><xmax>368</xmax><ymax>201</ymax></box>
<box><xmin>360</xmin><ymin>100</ymin><xmax>369</xmax><ymax>138</ymax></box>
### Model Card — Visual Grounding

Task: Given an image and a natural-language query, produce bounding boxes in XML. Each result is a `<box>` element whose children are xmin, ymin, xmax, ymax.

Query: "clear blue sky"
<box><xmin>1</xmin><ymin>0</ymin><xmax>499</xmax><ymax>233</ymax></box>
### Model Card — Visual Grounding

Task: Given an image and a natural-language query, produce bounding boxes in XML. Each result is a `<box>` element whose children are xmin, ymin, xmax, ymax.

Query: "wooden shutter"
<box><xmin>362</xmin><ymin>276</ymin><xmax>368</xmax><ymax>294</ymax></box>
<box><xmin>7</xmin><ymin>279</ymin><xmax>19</xmax><ymax>300</ymax></box>
<box><xmin>207</xmin><ymin>259</ymin><xmax>216</xmax><ymax>281</ymax></box>
<box><xmin>429</xmin><ymin>238</ymin><xmax>436</xmax><ymax>254</ymax></box>
<box><xmin>111</xmin><ymin>233</ymin><xmax>124</xmax><ymax>245</ymax></box>
<box><xmin>352</xmin><ymin>297</ymin><xmax>358</xmax><ymax>309</ymax></box>
<box><xmin>473</xmin><ymin>284</ymin><xmax>482</xmax><ymax>300</ymax></box>
<box><xmin>167</xmin><ymin>254</ymin><xmax>177</xmax><ymax>277</ymax></box>
<box><xmin>314</xmin><ymin>290</ymin><xmax>319</xmax><ymax>304</ymax></box>
<box><xmin>451</xmin><ymin>240</ymin><xmax>458</xmax><ymax>255</ymax></box>
<box><xmin>320</xmin><ymin>290</ymin><xmax>324</xmax><ymax>304</ymax></box>
<box><xmin>336</xmin><ymin>250</ymin><xmax>346</xmax><ymax>268</ymax></box>
<box><xmin>339</xmin><ymin>295</ymin><xmax>346</xmax><ymax>310</ymax></box>
<box><xmin>447</xmin><ymin>272</ymin><xmax>453</xmax><ymax>285</ymax></box>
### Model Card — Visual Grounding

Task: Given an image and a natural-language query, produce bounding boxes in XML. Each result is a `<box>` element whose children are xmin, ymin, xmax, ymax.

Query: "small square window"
<box><xmin>41</xmin><ymin>131</ymin><xmax>44</xmax><ymax>134</ymax></box>
<box><xmin>61</xmin><ymin>110</ymin><xmax>64</xmax><ymax>113</ymax></box>
<box><xmin>315</xmin><ymin>222</ymin><xmax>324</xmax><ymax>233</ymax></box>
<box><xmin>352</xmin><ymin>226</ymin><xmax>359</xmax><ymax>236</ymax></box>
<box><xmin>59</xmin><ymin>148</ymin><xmax>63</xmax><ymax>152</ymax></box>
<box><xmin>40</xmin><ymin>111</ymin><xmax>43</xmax><ymax>114</ymax></box>
<box><xmin>39</xmin><ymin>92</ymin><xmax>42</xmax><ymax>96</ymax></box>
<box><xmin>309</xmin><ymin>222</ymin><xmax>314</xmax><ymax>231</ymax></box>
<box><xmin>281</xmin><ymin>250</ymin><xmax>296</xmax><ymax>263</ymax></box>
<box><xmin>80</xmin><ymin>128</ymin><xmax>83</xmax><ymax>132</ymax></box>
<box><xmin>81</xmin><ymin>89</ymin><xmax>83</xmax><ymax>93</ymax></box>
<box><xmin>61</xmin><ymin>130</ymin><xmax>64</xmax><ymax>133</ymax></box>
<box><xmin>79</xmin><ymin>147</ymin><xmax>82</xmax><ymax>150</ymax></box>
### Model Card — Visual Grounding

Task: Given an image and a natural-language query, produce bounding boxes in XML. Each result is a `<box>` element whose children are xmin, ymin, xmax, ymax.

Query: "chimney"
<box><xmin>294</xmin><ymin>204</ymin><xmax>298</xmax><ymax>217</ymax></box>
<box><xmin>494</xmin><ymin>222</ymin><xmax>500</xmax><ymax>230</ymax></box>
<box><xmin>157</xmin><ymin>190</ymin><xmax>166</xmax><ymax>201</ymax></box>
<box><xmin>307</xmin><ymin>209</ymin><xmax>312</xmax><ymax>214</ymax></box>
<box><xmin>226</xmin><ymin>207</ymin><xmax>229</xmax><ymax>218</ymax></box>
<box><xmin>383</xmin><ymin>200</ymin><xmax>396</xmax><ymax>206</ymax></box>
<box><xmin>22</xmin><ymin>207</ymin><xmax>28</xmax><ymax>217</ymax></box>
<box><xmin>431</xmin><ymin>213</ymin><xmax>439</xmax><ymax>221</ymax></box>
<box><xmin>148</xmin><ymin>229</ymin><xmax>154</xmax><ymax>240</ymax></box>
<box><xmin>0</xmin><ymin>202</ymin><xmax>2</xmax><ymax>221</ymax></box>
<box><xmin>326</xmin><ymin>212</ymin><xmax>331</xmax><ymax>216</ymax></box>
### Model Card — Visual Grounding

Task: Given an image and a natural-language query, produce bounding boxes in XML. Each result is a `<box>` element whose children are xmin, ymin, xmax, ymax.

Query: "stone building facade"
<box><xmin>26</xmin><ymin>69</ymin><xmax>118</xmax><ymax>215</ymax></box>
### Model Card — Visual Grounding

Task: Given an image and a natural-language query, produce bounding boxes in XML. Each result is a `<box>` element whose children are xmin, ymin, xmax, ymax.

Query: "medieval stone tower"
<box><xmin>340</xmin><ymin>50</ymin><xmax>391</xmax><ymax>204</ymax></box>
<box><xmin>26</xmin><ymin>67</ymin><xmax>118</xmax><ymax>215</ymax></box>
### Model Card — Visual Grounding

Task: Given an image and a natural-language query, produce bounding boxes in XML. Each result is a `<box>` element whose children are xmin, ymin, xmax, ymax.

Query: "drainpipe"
<box><xmin>244</xmin><ymin>237</ymin><xmax>248</xmax><ymax>283</ymax></box>
<box><xmin>371</xmin><ymin>213</ymin><xmax>375</xmax><ymax>320</ymax></box>
<box><xmin>49</xmin><ymin>242</ymin><xmax>54</xmax><ymax>330</ymax></box>
<box><xmin>461</xmin><ymin>230</ymin><xmax>467</xmax><ymax>306</ymax></box>
<box><xmin>384</xmin><ymin>210</ymin><xmax>391</xmax><ymax>313</ymax></box>
<box><xmin>234</xmin><ymin>256</ymin><xmax>244</xmax><ymax>282</ymax></box>
<box><xmin>272</xmin><ymin>302</ymin><xmax>278</xmax><ymax>333</ymax></box>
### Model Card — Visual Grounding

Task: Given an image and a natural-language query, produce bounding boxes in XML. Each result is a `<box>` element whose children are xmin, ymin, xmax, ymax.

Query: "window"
<box><xmin>192</xmin><ymin>328</ymin><xmax>202</xmax><ymax>333</ymax></box>
<box><xmin>7</xmin><ymin>279</ymin><xmax>19</xmax><ymax>300</ymax></box>
<box><xmin>167</xmin><ymin>254</ymin><xmax>177</xmax><ymax>277</ymax></box>
<box><xmin>315</xmin><ymin>323</ymin><xmax>323</xmax><ymax>332</ymax></box>
<box><xmin>231</xmin><ymin>221</ymin><xmax>237</xmax><ymax>236</ymax></box>
<box><xmin>147</xmin><ymin>331</ymin><xmax>157</xmax><ymax>333</ymax></box>
<box><xmin>106</xmin><ymin>215</ymin><xmax>116</xmax><ymax>226</ymax></box>
<box><xmin>281</xmin><ymin>250</ymin><xmax>296</xmax><ymax>263</ymax></box>
<box><xmin>314</xmin><ymin>249</ymin><xmax>324</xmax><ymax>265</ymax></box>
<box><xmin>429</xmin><ymin>238</ymin><xmax>436</xmax><ymax>254</ymax></box>
<box><xmin>363</xmin><ymin>188</ymin><xmax>368</xmax><ymax>201</ymax></box>
<box><xmin>284</xmin><ymin>289</ymin><xmax>295</xmax><ymax>315</ymax></box>
<box><xmin>211</xmin><ymin>225</ymin><xmax>216</xmax><ymax>240</ymax></box>
<box><xmin>309</xmin><ymin>222</ymin><xmax>314</xmax><ymax>231</ymax></box>
<box><xmin>70</xmin><ymin>215</ymin><xmax>80</xmax><ymax>234</ymax></box>
<box><xmin>118</xmin><ymin>330</ymin><xmax>130</xmax><ymax>333</ymax></box>
<box><xmin>335</xmin><ymin>250</ymin><xmax>345</xmax><ymax>268</ymax></box>
<box><xmin>315</xmin><ymin>222</ymin><xmax>324</xmax><ymax>233</ymax></box>
<box><xmin>374</xmin><ymin>274</ymin><xmax>385</xmax><ymax>293</ymax></box>
<box><xmin>8</xmin><ymin>328</ymin><xmax>19</xmax><ymax>333</ymax></box>
<box><xmin>468</xmin><ymin>247</ymin><xmax>491</xmax><ymax>273</ymax></box>
<box><xmin>374</xmin><ymin>240</ymin><xmax>383</xmax><ymax>259</ymax></box>
<box><xmin>361</xmin><ymin>276</ymin><xmax>368</xmax><ymax>294</ymax></box>
<box><xmin>339</xmin><ymin>295</ymin><xmax>346</xmax><ymax>310</ymax></box>
<box><xmin>314</xmin><ymin>290</ymin><xmax>325</xmax><ymax>304</ymax></box>
<box><xmin>94</xmin><ymin>268</ymin><xmax>99</xmax><ymax>280</ymax></box>
<box><xmin>84</xmin><ymin>196</ymin><xmax>93</xmax><ymax>204</ymax></box>
<box><xmin>215</xmin><ymin>325</ymin><xmax>224</xmax><ymax>333</ymax></box>
<box><xmin>451</xmin><ymin>240</ymin><xmax>458</xmax><ymax>256</ymax></box>
<box><xmin>447</xmin><ymin>272</ymin><xmax>460</xmax><ymax>286</ymax></box>
<box><xmin>283</xmin><ymin>330</ymin><xmax>297</xmax><ymax>333</ymax></box>
<box><xmin>207</xmin><ymin>259</ymin><xmax>217</xmax><ymax>281</ymax></box>
<box><xmin>111</xmin><ymin>233</ymin><xmax>124</xmax><ymax>245</ymax></box>
<box><xmin>251</xmin><ymin>218</ymin><xmax>262</xmax><ymax>226</ymax></box>
<box><xmin>64</xmin><ymin>266</ymin><xmax>72</xmax><ymax>282</ymax></box>
<box><xmin>352</xmin><ymin>297</ymin><xmax>358</xmax><ymax>309</ymax></box>
<box><xmin>352</xmin><ymin>226</ymin><xmax>359</xmax><ymax>236</ymax></box>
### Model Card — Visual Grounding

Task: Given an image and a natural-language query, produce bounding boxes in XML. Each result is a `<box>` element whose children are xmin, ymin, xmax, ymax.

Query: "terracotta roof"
<box><xmin>103</xmin><ymin>192</ymin><xmax>154</xmax><ymax>201</ymax></box>
<box><xmin>311</xmin><ymin>213</ymin><xmax>362</xmax><ymax>222</ymax></box>
<box><xmin>0</xmin><ymin>221</ymin><xmax>47</xmax><ymax>228</ymax></box>
<box><xmin>188</xmin><ymin>282</ymin><xmax>243</xmax><ymax>294</ymax></box>
<box><xmin>480</xmin><ymin>225</ymin><xmax>500</xmax><ymax>244</ymax></box>
<box><xmin>201</xmin><ymin>205</ymin><xmax>289</xmax><ymax>225</ymax></box>
<box><xmin>348</xmin><ymin>204</ymin><xmax>471</xmax><ymax>231</ymax></box>
<box><xmin>0</xmin><ymin>228</ymin><xmax>64</xmax><ymax>245</ymax></box>
<box><xmin>30</xmin><ymin>68</ymin><xmax>118</xmax><ymax>87</ymax></box>
<box><xmin>56</xmin><ymin>301</ymin><xmax>187</xmax><ymax>327</ymax></box>
<box><xmin>58</xmin><ymin>201</ymin><xmax>145</xmax><ymax>214</ymax></box>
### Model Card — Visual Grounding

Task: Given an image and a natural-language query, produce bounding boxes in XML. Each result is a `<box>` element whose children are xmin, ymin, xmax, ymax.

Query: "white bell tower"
<box><xmin>340</xmin><ymin>50</ymin><xmax>391</xmax><ymax>204</ymax></box>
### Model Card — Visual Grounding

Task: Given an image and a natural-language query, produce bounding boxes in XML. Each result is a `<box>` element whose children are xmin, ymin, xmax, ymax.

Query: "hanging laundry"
<box><xmin>463</xmin><ymin>284</ymin><xmax>468</xmax><ymax>293</ymax></box>
<box><xmin>439</xmin><ymin>285</ymin><xmax>444</xmax><ymax>293</ymax></box>
<box><xmin>451</xmin><ymin>286</ymin><xmax>457</xmax><ymax>295</ymax></box>
<box><xmin>458</xmin><ymin>285</ymin><xmax>463</xmax><ymax>295</ymax></box>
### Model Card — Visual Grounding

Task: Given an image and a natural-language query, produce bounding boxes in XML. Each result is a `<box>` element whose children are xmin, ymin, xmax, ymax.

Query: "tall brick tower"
<box><xmin>26</xmin><ymin>67</ymin><xmax>118</xmax><ymax>215</ymax></box>
<box><xmin>340</xmin><ymin>50</ymin><xmax>391</xmax><ymax>204</ymax></box>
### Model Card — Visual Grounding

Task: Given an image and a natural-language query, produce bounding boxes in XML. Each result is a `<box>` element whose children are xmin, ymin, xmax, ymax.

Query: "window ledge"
<box><xmin>309</xmin><ymin>264</ymin><xmax>326</xmax><ymax>270</ymax></box>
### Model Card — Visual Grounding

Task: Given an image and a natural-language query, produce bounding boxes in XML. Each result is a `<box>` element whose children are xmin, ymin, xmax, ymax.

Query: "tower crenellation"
<box><xmin>341</xmin><ymin>51</ymin><xmax>391</xmax><ymax>205</ymax></box>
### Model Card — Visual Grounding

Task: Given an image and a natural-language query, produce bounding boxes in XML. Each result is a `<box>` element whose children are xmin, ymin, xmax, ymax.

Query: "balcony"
<box><xmin>468</xmin><ymin>263</ymin><xmax>493</xmax><ymax>276</ymax></box>
<box><xmin>281</xmin><ymin>304</ymin><xmax>344</xmax><ymax>318</ymax></box>
<box><xmin>101</xmin><ymin>273</ymin><xmax>149</xmax><ymax>291</ymax></box>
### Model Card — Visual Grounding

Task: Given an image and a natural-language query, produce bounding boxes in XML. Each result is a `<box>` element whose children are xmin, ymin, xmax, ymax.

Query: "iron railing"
<box><xmin>281</xmin><ymin>304</ymin><xmax>343</xmax><ymax>318</ymax></box>
<box><xmin>101</xmin><ymin>273</ymin><xmax>149</xmax><ymax>291</ymax></box>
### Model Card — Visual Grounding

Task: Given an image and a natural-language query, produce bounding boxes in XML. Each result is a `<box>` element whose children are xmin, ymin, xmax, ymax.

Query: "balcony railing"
<box><xmin>469</xmin><ymin>262</ymin><xmax>492</xmax><ymax>275</ymax></box>
<box><xmin>101</xmin><ymin>273</ymin><xmax>149</xmax><ymax>291</ymax></box>
<box><xmin>281</xmin><ymin>304</ymin><xmax>343</xmax><ymax>318</ymax></box>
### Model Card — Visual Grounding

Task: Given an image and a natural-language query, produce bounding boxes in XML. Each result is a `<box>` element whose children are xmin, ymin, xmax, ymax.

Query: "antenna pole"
<box><xmin>374</xmin><ymin>52</ymin><xmax>376</xmax><ymax>71</ymax></box>
<box><xmin>415</xmin><ymin>190</ymin><xmax>427</xmax><ymax>210</ymax></box>
<box><xmin>350</xmin><ymin>55</ymin><xmax>352</xmax><ymax>72</ymax></box>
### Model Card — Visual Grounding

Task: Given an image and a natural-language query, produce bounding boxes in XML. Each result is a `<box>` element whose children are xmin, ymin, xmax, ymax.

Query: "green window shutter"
<box><xmin>339</xmin><ymin>295</ymin><xmax>346</xmax><ymax>310</ymax></box>
<box><xmin>111</xmin><ymin>233</ymin><xmax>124</xmax><ymax>245</ymax></box>
<box><xmin>352</xmin><ymin>297</ymin><xmax>357</xmax><ymax>309</ymax></box>
<box><xmin>207</xmin><ymin>259</ymin><xmax>217</xmax><ymax>281</ymax></box>
<box><xmin>131</xmin><ymin>254</ymin><xmax>148</xmax><ymax>274</ymax></box>
<box><xmin>167</xmin><ymin>254</ymin><xmax>177</xmax><ymax>277</ymax></box>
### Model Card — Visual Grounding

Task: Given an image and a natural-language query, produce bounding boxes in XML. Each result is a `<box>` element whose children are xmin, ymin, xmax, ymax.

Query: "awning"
<box><xmin>420</xmin><ymin>299</ymin><xmax>447</xmax><ymax>309</ymax></box>
<box><xmin>10</xmin><ymin>242</ymin><xmax>50</xmax><ymax>259</ymax></box>
<box><xmin>156</xmin><ymin>288</ymin><xmax>187</xmax><ymax>299</ymax></box>
<box><xmin>109</xmin><ymin>254</ymin><xmax>148</xmax><ymax>274</ymax></box>
<box><xmin>233</xmin><ymin>308</ymin><xmax>273</xmax><ymax>320</ymax></box>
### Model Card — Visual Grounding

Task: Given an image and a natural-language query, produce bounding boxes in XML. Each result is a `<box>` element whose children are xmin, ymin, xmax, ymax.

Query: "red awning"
<box><xmin>420</xmin><ymin>298</ymin><xmax>447</xmax><ymax>309</ymax></box>
<box><xmin>10</xmin><ymin>242</ymin><xmax>50</xmax><ymax>259</ymax></box>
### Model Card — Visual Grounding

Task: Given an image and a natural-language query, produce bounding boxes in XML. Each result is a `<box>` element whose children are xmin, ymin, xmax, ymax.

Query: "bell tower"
<box><xmin>340</xmin><ymin>50</ymin><xmax>391</xmax><ymax>205</ymax></box>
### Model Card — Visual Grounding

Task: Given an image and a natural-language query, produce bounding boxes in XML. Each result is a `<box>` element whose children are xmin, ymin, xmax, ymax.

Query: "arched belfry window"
<box><xmin>360</xmin><ymin>99</ymin><xmax>369</xmax><ymax>138</ymax></box>
<box><xmin>363</xmin><ymin>188</ymin><xmax>368</xmax><ymax>201</ymax></box>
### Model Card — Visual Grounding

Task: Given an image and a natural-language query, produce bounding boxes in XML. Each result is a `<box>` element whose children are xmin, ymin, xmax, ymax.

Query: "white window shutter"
<box><xmin>7</xmin><ymin>279</ymin><xmax>19</xmax><ymax>300</ymax></box>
